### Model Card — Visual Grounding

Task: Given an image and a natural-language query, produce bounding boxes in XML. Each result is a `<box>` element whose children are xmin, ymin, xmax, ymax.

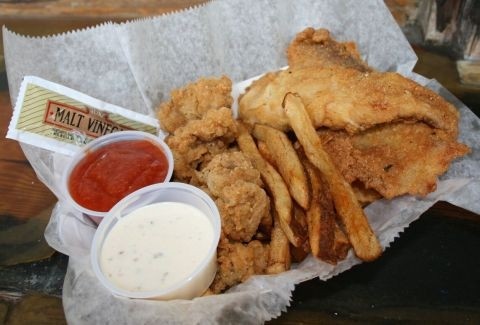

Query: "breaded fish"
<box><xmin>240</xmin><ymin>26</ymin><xmax>469</xmax><ymax>203</ymax></box>
<box><xmin>317</xmin><ymin>122</ymin><xmax>470</xmax><ymax>198</ymax></box>
<box><xmin>239</xmin><ymin>66</ymin><xmax>460</xmax><ymax>137</ymax></box>
<box><xmin>287</xmin><ymin>27</ymin><xmax>370</xmax><ymax>72</ymax></box>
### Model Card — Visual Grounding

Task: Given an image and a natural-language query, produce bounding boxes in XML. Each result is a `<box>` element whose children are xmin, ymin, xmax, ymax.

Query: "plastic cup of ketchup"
<box><xmin>61</xmin><ymin>131</ymin><xmax>174</xmax><ymax>225</ymax></box>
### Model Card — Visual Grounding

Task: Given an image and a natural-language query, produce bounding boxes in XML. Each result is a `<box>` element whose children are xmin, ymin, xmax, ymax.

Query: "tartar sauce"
<box><xmin>100</xmin><ymin>202</ymin><xmax>214</xmax><ymax>292</ymax></box>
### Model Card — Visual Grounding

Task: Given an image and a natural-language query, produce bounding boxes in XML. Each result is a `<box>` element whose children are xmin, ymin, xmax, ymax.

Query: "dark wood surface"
<box><xmin>0</xmin><ymin>2</ymin><xmax>479</xmax><ymax>324</ymax></box>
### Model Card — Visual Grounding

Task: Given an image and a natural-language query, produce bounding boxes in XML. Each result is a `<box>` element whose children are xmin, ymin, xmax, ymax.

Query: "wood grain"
<box><xmin>0</xmin><ymin>0</ymin><xmax>207</xmax><ymax>18</ymax></box>
<box><xmin>5</xmin><ymin>294</ymin><xmax>66</xmax><ymax>325</ymax></box>
<box><xmin>0</xmin><ymin>91</ymin><xmax>25</xmax><ymax>162</ymax></box>
<box><xmin>0</xmin><ymin>160</ymin><xmax>56</xmax><ymax>220</ymax></box>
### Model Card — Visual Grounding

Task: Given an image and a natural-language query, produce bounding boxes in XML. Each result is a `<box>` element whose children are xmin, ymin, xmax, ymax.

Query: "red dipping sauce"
<box><xmin>68</xmin><ymin>139</ymin><xmax>169</xmax><ymax>212</ymax></box>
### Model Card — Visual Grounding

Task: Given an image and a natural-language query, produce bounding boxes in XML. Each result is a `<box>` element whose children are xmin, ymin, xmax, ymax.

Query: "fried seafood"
<box><xmin>239</xmin><ymin>27</ymin><xmax>460</xmax><ymax>137</ymax></box>
<box><xmin>239</xmin><ymin>65</ymin><xmax>460</xmax><ymax>136</ymax></box>
<box><xmin>239</xmin><ymin>26</ymin><xmax>468</xmax><ymax>203</ymax></box>
<box><xmin>198</xmin><ymin>151</ymin><xmax>270</xmax><ymax>242</ymax></box>
<box><xmin>317</xmin><ymin>122</ymin><xmax>470</xmax><ymax>198</ymax></box>
<box><xmin>165</xmin><ymin>107</ymin><xmax>237</xmax><ymax>184</ymax></box>
<box><xmin>210</xmin><ymin>236</ymin><xmax>269</xmax><ymax>294</ymax></box>
<box><xmin>287</xmin><ymin>27</ymin><xmax>370</xmax><ymax>71</ymax></box>
<box><xmin>158</xmin><ymin>76</ymin><xmax>233</xmax><ymax>133</ymax></box>
<box><xmin>155</xmin><ymin>26</ymin><xmax>469</xmax><ymax>294</ymax></box>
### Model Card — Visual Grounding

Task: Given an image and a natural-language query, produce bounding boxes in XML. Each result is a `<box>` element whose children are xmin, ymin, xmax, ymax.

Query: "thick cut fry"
<box><xmin>236</xmin><ymin>124</ymin><xmax>303</xmax><ymax>247</ymax></box>
<box><xmin>301</xmin><ymin>150</ymin><xmax>344</xmax><ymax>264</ymax></box>
<box><xmin>301</xmin><ymin>159</ymin><xmax>321</xmax><ymax>257</ymax></box>
<box><xmin>257</xmin><ymin>140</ymin><xmax>276</xmax><ymax>166</ymax></box>
<box><xmin>253</xmin><ymin>124</ymin><xmax>311</xmax><ymax>209</ymax></box>
<box><xmin>267</xmin><ymin>214</ymin><xmax>291</xmax><ymax>274</ymax></box>
<box><xmin>283</xmin><ymin>93</ymin><xmax>382</xmax><ymax>261</ymax></box>
<box><xmin>332</xmin><ymin>223</ymin><xmax>351</xmax><ymax>261</ymax></box>
<box><xmin>290</xmin><ymin>203</ymin><xmax>310</xmax><ymax>263</ymax></box>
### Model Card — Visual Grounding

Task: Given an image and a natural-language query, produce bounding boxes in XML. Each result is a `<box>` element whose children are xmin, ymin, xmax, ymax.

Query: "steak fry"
<box><xmin>253</xmin><ymin>124</ymin><xmax>310</xmax><ymax>210</ymax></box>
<box><xmin>283</xmin><ymin>92</ymin><xmax>382</xmax><ymax>262</ymax></box>
<box><xmin>237</xmin><ymin>124</ymin><xmax>303</xmax><ymax>247</ymax></box>
<box><xmin>267</xmin><ymin>212</ymin><xmax>292</xmax><ymax>274</ymax></box>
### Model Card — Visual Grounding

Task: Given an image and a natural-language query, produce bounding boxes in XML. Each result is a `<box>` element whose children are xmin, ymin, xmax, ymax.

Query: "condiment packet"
<box><xmin>7</xmin><ymin>76</ymin><xmax>160</xmax><ymax>156</ymax></box>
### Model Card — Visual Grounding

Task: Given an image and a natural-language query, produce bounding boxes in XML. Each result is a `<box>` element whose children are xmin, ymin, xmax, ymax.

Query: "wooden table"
<box><xmin>1</xmin><ymin>2</ymin><xmax>480</xmax><ymax>324</ymax></box>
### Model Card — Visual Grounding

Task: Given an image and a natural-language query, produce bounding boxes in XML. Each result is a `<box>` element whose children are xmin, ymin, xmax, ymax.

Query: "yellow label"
<box><xmin>15</xmin><ymin>83</ymin><xmax>158</xmax><ymax>147</ymax></box>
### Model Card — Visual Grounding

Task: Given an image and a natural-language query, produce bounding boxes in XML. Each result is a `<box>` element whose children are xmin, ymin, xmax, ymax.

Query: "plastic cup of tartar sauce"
<box><xmin>61</xmin><ymin>131</ymin><xmax>174</xmax><ymax>225</ymax></box>
<box><xmin>90</xmin><ymin>182</ymin><xmax>221</xmax><ymax>300</ymax></box>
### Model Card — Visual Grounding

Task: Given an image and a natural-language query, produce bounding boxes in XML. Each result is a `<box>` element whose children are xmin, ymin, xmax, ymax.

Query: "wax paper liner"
<box><xmin>3</xmin><ymin>0</ymin><xmax>480</xmax><ymax>324</ymax></box>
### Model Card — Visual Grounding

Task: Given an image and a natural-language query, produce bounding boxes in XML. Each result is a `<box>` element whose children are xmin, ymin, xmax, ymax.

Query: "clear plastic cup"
<box><xmin>90</xmin><ymin>182</ymin><xmax>221</xmax><ymax>300</ymax></box>
<box><xmin>61</xmin><ymin>131</ymin><xmax>174</xmax><ymax>225</ymax></box>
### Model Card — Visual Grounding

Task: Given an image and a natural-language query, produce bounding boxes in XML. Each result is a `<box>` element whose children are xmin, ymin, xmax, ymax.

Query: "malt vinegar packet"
<box><xmin>7</xmin><ymin>76</ymin><xmax>160</xmax><ymax>156</ymax></box>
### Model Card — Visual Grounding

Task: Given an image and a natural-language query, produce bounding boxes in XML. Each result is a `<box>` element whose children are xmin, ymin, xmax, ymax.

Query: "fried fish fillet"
<box><xmin>240</xmin><ymin>27</ymin><xmax>469</xmax><ymax>201</ymax></box>
<box><xmin>287</xmin><ymin>27</ymin><xmax>370</xmax><ymax>72</ymax></box>
<box><xmin>317</xmin><ymin>122</ymin><xmax>470</xmax><ymax>198</ymax></box>
<box><xmin>239</xmin><ymin>66</ymin><xmax>460</xmax><ymax>137</ymax></box>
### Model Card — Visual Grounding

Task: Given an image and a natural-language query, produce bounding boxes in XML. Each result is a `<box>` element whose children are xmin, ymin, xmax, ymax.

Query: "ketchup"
<box><xmin>69</xmin><ymin>139</ymin><xmax>169</xmax><ymax>212</ymax></box>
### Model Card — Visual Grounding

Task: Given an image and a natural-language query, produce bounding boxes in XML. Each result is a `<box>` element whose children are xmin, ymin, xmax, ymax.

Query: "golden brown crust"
<box><xmin>318</xmin><ymin>122</ymin><xmax>470</xmax><ymax>198</ymax></box>
<box><xmin>239</xmin><ymin>66</ymin><xmax>460</xmax><ymax>137</ymax></box>
<box><xmin>210</xmin><ymin>237</ymin><xmax>269</xmax><ymax>294</ymax></box>
<box><xmin>157</xmin><ymin>76</ymin><xmax>233</xmax><ymax>134</ymax></box>
<box><xmin>165</xmin><ymin>107</ymin><xmax>238</xmax><ymax>184</ymax></box>
<box><xmin>198</xmin><ymin>151</ymin><xmax>270</xmax><ymax>242</ymax></box>
<box><xmin>287</xmin><ymin>27</ymin><xmax>370</xmax><ymax>71</ymax></box>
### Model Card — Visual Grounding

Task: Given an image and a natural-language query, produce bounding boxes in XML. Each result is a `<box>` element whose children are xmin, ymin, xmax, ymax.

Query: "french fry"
<box><xmin>267</xmin><ymin>212</ymin><xmax>292</xmax><ymax>274</ymax></box>
<box><xmin>236</xmin><ymin>123</ymin><xmax>303</xmax><ymax>247</ymax></box>
<box><xmin>290</xmin><ymin>203</ymin><xmax>310</xmax><ymax>263</ymax></box>
<box><xmin>302</xmin><ymin>151</ymin><xmax>342</xmax><ymax>263</ymax></box>
<box><xmin>282</xmin><ymin>93</ymin><xmax>382</xmax><ymax>261</ymax></box>
<box><xmin>332</xmin><ymin>223</ymin><xmax>351</xmax><ymax>262</ymax></box>
<box><xmin>257</xmin><ymin>140</ymin><xmax>276</xmax><ymax>167</ymax></box>
<box><xmin>293</xmin><ymin>202</ymin><xmax>308</xmax><ymax>238</ymax></box>
<box><xmin>302</xmin><ymin>157</ymin><xmax>325</xmax><ymax>258</ymax></box>
<box><xmin>253</xmin><ymin>124</ymin><xmax>311</xmax><ymax>210</ymax></box>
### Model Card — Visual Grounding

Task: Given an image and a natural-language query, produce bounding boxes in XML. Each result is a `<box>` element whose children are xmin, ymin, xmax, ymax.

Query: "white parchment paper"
<box><xmin>3</xmin><ymin>0</ymin><xmax>480</xmax><ymax>324</ymax></box>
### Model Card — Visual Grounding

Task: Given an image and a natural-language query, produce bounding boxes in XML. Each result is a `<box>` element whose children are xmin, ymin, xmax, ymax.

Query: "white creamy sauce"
<box><xmin>100</xmin><ymin>202</ymin><xmax>214</xmax><ymax>292</ymax></box>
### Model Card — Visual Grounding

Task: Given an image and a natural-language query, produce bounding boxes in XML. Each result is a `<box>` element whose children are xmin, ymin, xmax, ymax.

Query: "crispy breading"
<box><xmin>317</xmin><ymin>122</ymin><xmax>470</xmax><ymax>198</ymax></box>
<box><xmin>287</xmin><ymin>27</ymin><xmax>370</xmax><ymax>71</ymax></box>
<box><xmin>157</xmin><ymin>76</ymin><xmax>233</xmax><ymax>133</ymax></box>
<box><xmin>209</xmin><ymin>236</ymin><xmax>269</xmax><ymax>294</ymax></box>
<box><xmin>239</xmin><ymin>66</ymin><xmax>460</xmax><ymax>136</ymax></box>
<box><xmin>198</xmin><ymin>151</ymin><xmax>270</xmax><ymax>242</ymax></box>
<box><xmin>239</xmin><ymin>26</ymin><xmax>468</xmax><ymax>203</ymax></box>
<box><xmin>165</xmin><ymin>107</ymin><xmax>237</xmax><ymax>184</ymax></box>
